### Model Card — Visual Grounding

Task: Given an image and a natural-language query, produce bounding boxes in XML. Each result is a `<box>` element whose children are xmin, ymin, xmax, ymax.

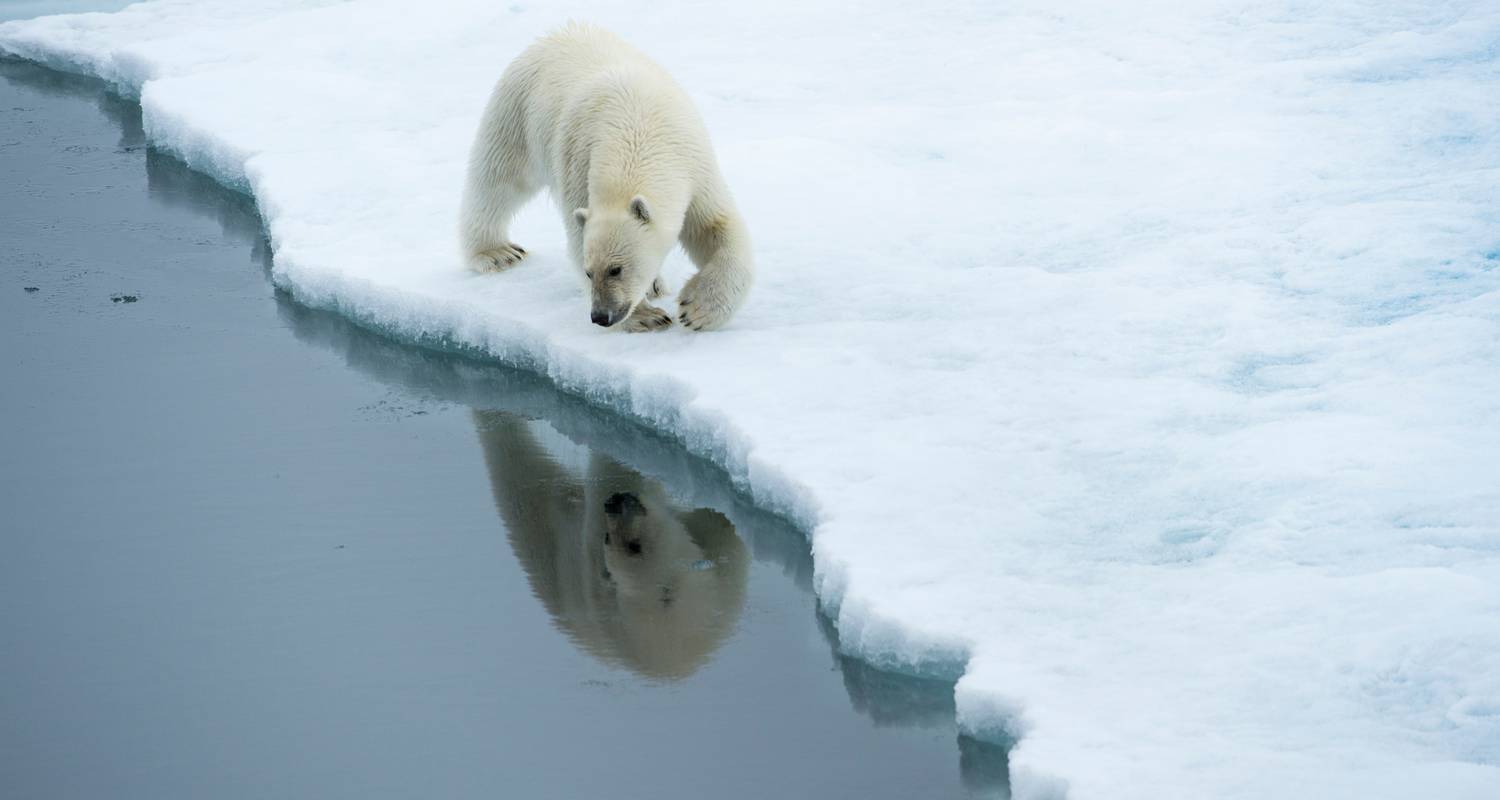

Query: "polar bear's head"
<box><xmin>573</xmin><ymin>195</ymin><xmax>671</xmax><ymax>327</ymax></box>
<box><xmin>597</xmin><ymin>488</ymin><xmax>748</xmax><ymax>679</ymax></box>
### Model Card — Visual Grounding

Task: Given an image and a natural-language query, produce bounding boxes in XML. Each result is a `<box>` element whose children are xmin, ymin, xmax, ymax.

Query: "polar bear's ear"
<box><xmin>629</xmin><ymin>195</ymin><xmax>652</xmax><ymax>224</ymax></box>
<box><xmin>573</xmin><ymin>208</ymin><xmax>589</xmax><ymax>227</ymax></box>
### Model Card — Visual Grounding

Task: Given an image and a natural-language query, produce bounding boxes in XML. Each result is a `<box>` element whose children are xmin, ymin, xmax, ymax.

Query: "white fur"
<box><xmin>459</xmin><ymin>23</ymin><xmax>754</xmax><ymax>332</ymax></box>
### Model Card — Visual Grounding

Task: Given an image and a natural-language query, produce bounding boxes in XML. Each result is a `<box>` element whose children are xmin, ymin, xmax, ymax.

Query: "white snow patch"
<box><xmin>4</xmin><ymin>1</ymin><xmax>1499</xmax><ymax>797</ymax></box>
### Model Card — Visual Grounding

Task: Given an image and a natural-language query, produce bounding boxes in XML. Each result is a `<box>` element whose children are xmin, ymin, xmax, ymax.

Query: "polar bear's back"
<box><xmin>527</xmin><ymin>21</ymin><xmax>655</xmax><ymax>76</ymax></box>
<box><xmin>509</xmin><ymin>23</ymin><xmax>679</xmax><ymax>129</ymax></box>
<box><xmin>499</xmin><ymin>23</ymin><xmax>709</xmax><ymax>192</ymax></box>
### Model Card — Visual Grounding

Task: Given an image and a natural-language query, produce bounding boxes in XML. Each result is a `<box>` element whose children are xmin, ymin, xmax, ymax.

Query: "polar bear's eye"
<box><xmin>607</xmin><ymin>265</ymin><xmax>623</xmax><ymax>278</ymax></box>
<box><xmin>585</xmin><ymin>270</ymin><xmax>594</xmax><ymax>279</ymax></box>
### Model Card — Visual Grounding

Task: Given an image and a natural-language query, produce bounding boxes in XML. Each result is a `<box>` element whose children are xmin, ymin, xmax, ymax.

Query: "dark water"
<box><xmin>0</xmin><ymin>58</ymin><xmax>1010</xmax><ymax>799</ymax></box>
<box><xmin>0</xmin><ymin>1</ymin><xmax>133</xmax><ymax>22</ymax></box>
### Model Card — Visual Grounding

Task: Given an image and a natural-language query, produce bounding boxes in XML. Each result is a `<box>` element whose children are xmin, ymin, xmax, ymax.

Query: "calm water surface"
<box><xmin>0</xmin><ymin>57</ymin><xmax>1011</xmax><ymax>799</ymax></box>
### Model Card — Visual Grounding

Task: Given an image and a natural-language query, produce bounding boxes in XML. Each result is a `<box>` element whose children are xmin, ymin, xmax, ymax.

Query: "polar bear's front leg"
<box><xmin>620</xmin><ymin>302</ymin><xmax>675</xmax><ymax>333</ymax></box>
<box><xmin>678</xmin><ymin>209</ymin><xmax>753</xmax><ymax>331</ymax></box>
<box><xmin>461</xmin><ymin>172</ymin><xmax>536</xmax><ymax>273</ymax></box>
<box><xmin>459</xmin><ymin>86</ymin><xmax>539</xmax><ymax>273</ymax></box>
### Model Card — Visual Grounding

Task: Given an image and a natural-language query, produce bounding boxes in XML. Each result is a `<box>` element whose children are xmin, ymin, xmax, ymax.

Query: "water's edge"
<box><xmin>0</xmin><ymin>48</ymin><xmax>1015</xmax><ymax>754</ymax></box>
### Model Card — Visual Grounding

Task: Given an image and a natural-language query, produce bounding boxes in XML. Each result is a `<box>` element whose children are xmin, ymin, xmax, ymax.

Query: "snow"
<box><xmin>4</xmin><ymin>1</ymin><xmax>1499</xmax><ymax>797</ymax></box>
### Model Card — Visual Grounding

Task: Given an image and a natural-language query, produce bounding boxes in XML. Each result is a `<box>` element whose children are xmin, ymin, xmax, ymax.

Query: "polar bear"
<box><xmin>472</xmin><ymin>409</ymin><xmax>748</xmax><ymax>679</ymax></box>
<box><xmin>459</xmin><ymin>23</ymin><xmax>754</xmax><ymax>332</ymax></box>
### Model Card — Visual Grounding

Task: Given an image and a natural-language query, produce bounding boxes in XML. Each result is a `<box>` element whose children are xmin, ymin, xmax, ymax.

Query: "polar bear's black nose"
<box><xmin>604</xmin><ymin>492</ymin><xmax>645</xmax><ymax>516</ymax></box>
<box><xmin>591</xmin><ymin>310</ymin><xmax>613</xmax><ymax>327</ymax></box>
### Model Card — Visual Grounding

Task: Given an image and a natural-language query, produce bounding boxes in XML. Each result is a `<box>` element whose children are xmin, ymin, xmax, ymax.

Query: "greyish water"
<box><xmin>0</xmin><ymin>56</ymin><xmax>1011</xmax><ymax>799</ymax></box>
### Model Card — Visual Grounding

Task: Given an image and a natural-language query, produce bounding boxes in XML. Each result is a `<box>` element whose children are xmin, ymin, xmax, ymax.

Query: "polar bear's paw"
<box><xmin>621</xmin><ymin>302</ymin><xmax>675</xmax><ymax>333</ymax></box>
<box><xmin>676</xmin><ymin>272</ymin><xmax>742</xmax><ymax>331</ymax></box>
<box><xmin>469</xmin><ymin>243</ymin><xmax>528</xmax><ymax>273</ymax></box>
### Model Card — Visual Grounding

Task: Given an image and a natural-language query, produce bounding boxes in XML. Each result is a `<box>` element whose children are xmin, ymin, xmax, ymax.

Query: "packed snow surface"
<box><xmin>5</xmin><ymin>1</ymin><xmax>1499</xmax><ymax>797</ymax></box>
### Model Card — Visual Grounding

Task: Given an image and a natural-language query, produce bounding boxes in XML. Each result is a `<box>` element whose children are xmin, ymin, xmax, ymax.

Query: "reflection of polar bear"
<box><xmin>459</xmin><ymin>23</ymin><xmax>754</xmax><ymax>332</ymax></box>
<box><xmin>473</xmin><ymin>410</ymin><xmax>747</xmax><ymax>680</ymax></box>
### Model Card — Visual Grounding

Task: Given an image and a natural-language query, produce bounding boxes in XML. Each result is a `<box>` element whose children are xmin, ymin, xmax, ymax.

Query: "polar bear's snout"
<box><xmin>603</xmin><ymin>492</ymin><xmax>649</xmax><ymax>556</ymax></box>
<box><xmin>585</xmin><ymin>282</ymin><xmax>633</xmax><ymax>325</ymax></box>
<box><xmin>603</xmin><ymin>492</ymin><xmax>646</xmax><ymax>517</ymax></box>
<box><xmin>590</xmin><ymin>299</ymin><xmax>636</xmax><ymax>328</ymax></box>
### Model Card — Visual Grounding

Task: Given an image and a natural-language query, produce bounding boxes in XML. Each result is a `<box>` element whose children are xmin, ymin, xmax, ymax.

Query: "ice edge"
<box><xmin>0</xmin><ymin>32</ymin><xmax>1036</xmax><ymax>788</ymax></box>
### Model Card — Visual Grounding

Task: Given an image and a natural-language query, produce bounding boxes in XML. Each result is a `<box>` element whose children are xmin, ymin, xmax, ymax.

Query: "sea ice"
<box><xmin>3</xmin><ymin>2</ymin><xmax>1498</xmax><ymax>797</ymax></box>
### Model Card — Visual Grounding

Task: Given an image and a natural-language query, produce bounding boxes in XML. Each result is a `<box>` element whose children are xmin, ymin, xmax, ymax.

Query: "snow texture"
<box><xmin>5</xmin><ymin>2</ymin><xmax>1499</xmax><ymax>797</ymax></box>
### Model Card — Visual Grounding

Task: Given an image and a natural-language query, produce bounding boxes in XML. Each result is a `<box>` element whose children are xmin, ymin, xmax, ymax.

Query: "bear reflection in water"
<box><xmin>473</xmin><ymin>409</ymin><xmax>748</xmax><ymax>680</ymax></box>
